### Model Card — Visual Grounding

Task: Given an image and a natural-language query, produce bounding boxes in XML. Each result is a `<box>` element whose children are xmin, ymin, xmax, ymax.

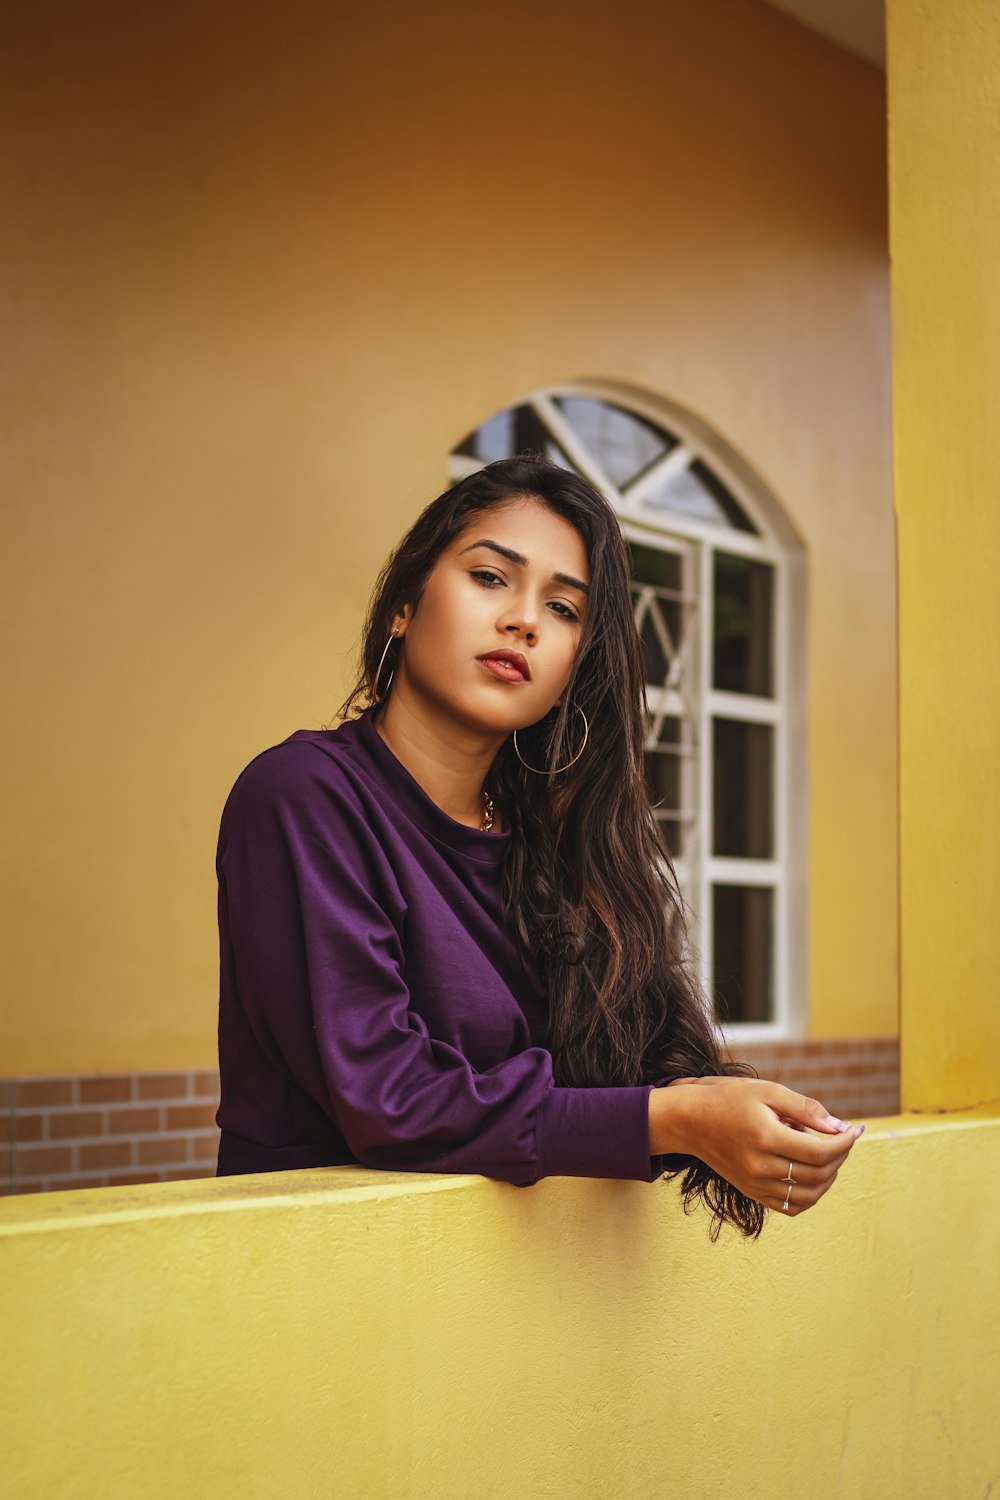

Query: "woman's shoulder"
<box><xmin>220</xmin><ymin>720</ymin><xmax>373</xmax><ymax>828</ymax></box>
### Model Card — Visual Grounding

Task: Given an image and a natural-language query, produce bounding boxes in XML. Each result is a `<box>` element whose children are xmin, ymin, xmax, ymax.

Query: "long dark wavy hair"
<box><xmin>339</xmin><ymin>455</ymin><xmax>764</xmax><ymax>1239</ymax></box>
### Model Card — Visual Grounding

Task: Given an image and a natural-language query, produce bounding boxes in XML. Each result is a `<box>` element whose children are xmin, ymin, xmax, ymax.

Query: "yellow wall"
<box><xmin>4</xmin><ymin>1110</ymin><xmax>999</xmax><ymax>1497</ymax></box>
<box><xmin>887</xmin><ymin>0</ymin><xmax>1000</xmax><ymax>1109</ymax></box>
<box><xmin>1</xmin><ymin>0</ymin><xmax>893</xmax><ymax>1071</ymax></box>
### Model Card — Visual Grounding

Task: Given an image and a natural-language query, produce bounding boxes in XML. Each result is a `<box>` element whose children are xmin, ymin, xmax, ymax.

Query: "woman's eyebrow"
<box><xmin>457</xmin><ymin>538</ymin><xmax>590</xmax><ymax>595</ymax></box>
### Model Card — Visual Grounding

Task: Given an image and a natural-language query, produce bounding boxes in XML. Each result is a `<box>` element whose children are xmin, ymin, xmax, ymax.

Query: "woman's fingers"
<box><xmin>757</xmin><ymin>1134</ymin><xmax>860</xmax><ymax>1215</ymax></box>
<box><xmin>768</xmin><ymin>1117</ymin><xmax>864</xmax><ymax>1169</ymax></box>
<box><xmin>762</xmin><ymin>1083</ymin><xmax>853</xmax><ymax>1135</ymax></box>
<box><xmin>654</xmin><ymin>1077</ymin><xmax>865</xmax><ymax>1217</ymax></box>
<box><xmin>762</xmin><ymin>1154</ymin><xmax>837</xmax><ymax>1190</ymax></box>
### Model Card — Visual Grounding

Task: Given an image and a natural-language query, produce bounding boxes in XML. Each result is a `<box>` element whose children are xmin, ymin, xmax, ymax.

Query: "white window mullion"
<box><xmin>697</xmin><ymin>540</ymin><xmax>713</xmax><ymax>1003</ymax></box>
<box><xmin>625</xmin><ymin>510</ymin><xmax>783</xmax><ymax>561</ymax></box>
<box><xmin>709</xmin><ymin>858</ymin><xmax>781</xmax><ymax>887</ymax></box>
<box><xmin>619</xmin><ymin>444</ymin><xmax>694</xmax><ymax>512</ymax></box>
<box><xmin>530</xmin><ymin>395</ymin><xmax>621</xmax><ymax>502</ymax></box>
<box><xmin>708</xmin><ymin>690</ymin><xmax>780</xmax><ymax>724</ymax></box>
<box><xmin>773</xmin><ymin>546</ymin><xmax>792</xmax><ymax>1034</ymax></box>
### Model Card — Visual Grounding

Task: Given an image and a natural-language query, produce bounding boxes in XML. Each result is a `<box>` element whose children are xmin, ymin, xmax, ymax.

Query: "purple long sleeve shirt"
<box><xmin>216</xmin><ymin>705</ymin><xmax>667</xmax><ymax>1184</ymax></box>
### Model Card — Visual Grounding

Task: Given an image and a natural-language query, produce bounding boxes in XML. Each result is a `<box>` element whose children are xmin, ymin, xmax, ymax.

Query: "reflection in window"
<box><xmin>712</xmin><ymin>885</ymin><xmax>773</xmax><ymax>1023</ymax></box>
<box><xmin>454</xmin><ymin>405</ymin><xmax>572</xmax><ymax>469</ymax></box>
<box><xmin>713</xmin><ymin>553</ymin><xmax>774</xmax><ymax>696</ymax></box>
<box><xmin>642</xmin><ymin>459</ymin><xmax>756</xmax><ymax>532</ymax></box>
<box><xmin>643</xmin><ymin>716</ymin><xmax>683</xmax><ymax>809</ymax></box>
<box><xmin>713</xmin><ymin>719</ymin><xmax>773</xmax><ymax>859</ymax></box>
<box><xmin>628</xmin><ymin>541</ymin><xmax>682</xmax><ymax>592</ymax></box>
<box><xmin>555</xmin><ymin>397</ymin><xmax>677</xmax><ymax>488</ymax></box>
<box><xmin>629</xmin><ymin>543</ymin><xmax>684</xmax><ymax>691</ymax></box>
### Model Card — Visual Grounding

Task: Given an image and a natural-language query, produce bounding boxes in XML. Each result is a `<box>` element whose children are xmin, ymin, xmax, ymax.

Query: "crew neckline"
<box><xmin>346</xmin><ymin>706</ymin><xmax>511</xmax><ymax>866</ymax></box>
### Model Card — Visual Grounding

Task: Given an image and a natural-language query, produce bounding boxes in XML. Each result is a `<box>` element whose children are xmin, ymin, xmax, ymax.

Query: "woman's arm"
<box><xmin>648</xmin><ymin>1077</ymin><xmax>864</xmax><ymax>1216</ymax></box>
<box><xmin>218</xmin><ymin>743</ymin><xmax>661</xmax><ymax>1186</ymax></box>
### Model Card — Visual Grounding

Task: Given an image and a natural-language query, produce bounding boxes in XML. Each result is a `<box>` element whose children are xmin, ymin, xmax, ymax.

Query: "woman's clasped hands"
<box><xmin>649</xmin><ymin>1076</ymin><xmax>865</xmax><ymax>1217</ymax></box>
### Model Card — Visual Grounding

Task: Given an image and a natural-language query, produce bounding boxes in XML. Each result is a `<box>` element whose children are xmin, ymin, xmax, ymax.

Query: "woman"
<box><xmin>216</xmin><ymin>455</ymin><xmax>863</xmax><ymax>1237</ymax></box>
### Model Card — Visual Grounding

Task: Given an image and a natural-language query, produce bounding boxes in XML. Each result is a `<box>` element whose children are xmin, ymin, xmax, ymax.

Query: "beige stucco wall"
<box><xmin>1</xmin><ymin>0</ymin><xmax>893</xmax><ymax>1070</ymax></box>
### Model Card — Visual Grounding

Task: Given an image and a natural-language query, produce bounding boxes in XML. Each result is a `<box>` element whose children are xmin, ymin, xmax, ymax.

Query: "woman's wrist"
<box><xmin>648</xmin><ymin>1081</ymin><xmax>698</xmax><ymax>1157</ymax></box>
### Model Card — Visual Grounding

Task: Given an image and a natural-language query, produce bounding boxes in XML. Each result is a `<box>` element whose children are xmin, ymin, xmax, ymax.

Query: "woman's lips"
<box><xmin>477</xmin><ymin>656</ymin><xmax>529</xmax><ymax>683</ymax></box>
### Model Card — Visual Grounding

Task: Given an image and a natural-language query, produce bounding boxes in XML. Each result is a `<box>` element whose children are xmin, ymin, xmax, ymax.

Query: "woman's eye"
<box><xmin>470</xmin><ymin>569</ymin><xmax>580</xmax><ymax>623</ymax></box>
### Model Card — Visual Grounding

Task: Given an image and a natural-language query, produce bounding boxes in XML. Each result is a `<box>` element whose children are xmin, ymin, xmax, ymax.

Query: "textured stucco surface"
<box><xmin>887</xmin><ymin>0</ymin><xmax>1000</xmax><ymax>1108</ymax></box>
<box><xmin>3</xmin><ymin>1112</ymin><xmax>999</xmax><ymax>1498</ymax></box>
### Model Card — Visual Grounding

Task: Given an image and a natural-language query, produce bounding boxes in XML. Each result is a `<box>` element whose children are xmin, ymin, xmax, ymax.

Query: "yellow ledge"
<box><xmin>3</xmin><ymin>1110</ymin><xmax>999</xmax><ymax>1499</ymax></box>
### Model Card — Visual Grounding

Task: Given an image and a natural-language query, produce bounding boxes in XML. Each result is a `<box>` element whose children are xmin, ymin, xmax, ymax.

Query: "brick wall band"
<box><xmin>1</xmin><ymin>1071</ymin><xmax>221</xmax><ymax>1196</ymax></box>
<box><xmin>1</xmin><ymin>1038</ymin><xmax>899</xmax><ymax>1196</ymax></box>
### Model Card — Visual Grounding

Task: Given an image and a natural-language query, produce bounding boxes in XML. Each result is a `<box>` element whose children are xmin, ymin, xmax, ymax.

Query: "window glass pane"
<box><xmin>634</xmin><ymin>592</ymin><xmax>678</xmax><ymax>689</ymax></box>
<box><xmin>644</xmin><ymin>724</ymin><xmax>683</xmax><ymax>810</ymax></box>
<box><xmin>642</xmin><ymin>459</ymin><xmax>756</xmax><ymax>532</ymax></box>
<box><xmin>628</xmin><ymin>541</ymin><xmax>682</xmax><ymax>592</ymax></box>
<box><xmin>453</xmin><ymin>409</ymin><xmax>513</xmax><ymax>463</ymax></box>
<box><xmin>650</xmin><ymin>712</ymin><xmax>688</xmax><ymax>752</ymax></box>
<box><xmin>628</xmin><ymin>543</ymin><xmax>684</xmax><ymax>692</ymax></box>
<box><xmin>712</xmin><ymin>885</ymin><xmax>773</xmax><ymax>1023</ymax></box>
<box><xmin>453</xmin><ymin>405</ymin><xmax>575</xmax><ymax>470</ymax></box>
<box><xmin>713</xmin><ymin>553</ymin><xmax>774</xmax><ymax>696</ymax></box>
<box><xmin>653</xmin><ymin>814</ymin><xmax>685</xmax><ymax>862</ymax></box>
<box><xmin>555</xmin><ymin>397</ymin><xmax>676</xmax><ymax>488</ymax></box>
<box><xmin>713</xmin><ymin>718</ymin><xmax>773</xmax><ymax>858</ymax></box>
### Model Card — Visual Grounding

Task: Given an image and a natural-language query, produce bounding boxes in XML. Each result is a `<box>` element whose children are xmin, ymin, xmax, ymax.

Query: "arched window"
<box><xmin>449</xmin><ymin>383</ymin><xmax>807</xmax><ymax>1038</ymax></box>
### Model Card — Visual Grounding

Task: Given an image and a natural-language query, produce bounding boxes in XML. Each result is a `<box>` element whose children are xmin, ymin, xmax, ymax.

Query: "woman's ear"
<box><xmin>392</xmin><ymin>604</ymin><xmax>412</xmax><ymax>637</ymax></box>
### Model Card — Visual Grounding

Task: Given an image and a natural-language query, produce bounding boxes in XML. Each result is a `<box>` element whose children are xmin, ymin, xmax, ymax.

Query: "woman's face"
<box><xmin>391</xmin><ymin>495</ymin><xmax>590</xmax><ymax>739</ymax></box>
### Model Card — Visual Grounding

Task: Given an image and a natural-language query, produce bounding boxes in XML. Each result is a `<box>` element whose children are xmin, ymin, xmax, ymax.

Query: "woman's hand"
<box><xmin>648</xmin><ymin>1076</ymin><xmax>865</xmax><ymax>1217</ymax></box>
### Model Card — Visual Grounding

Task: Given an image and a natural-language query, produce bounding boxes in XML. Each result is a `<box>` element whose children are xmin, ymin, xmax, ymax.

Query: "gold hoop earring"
<box><xmin>373</xmin><ymin>629</ymin><xmax>399</xmax><ymax>703</ymax></box>
<box><xmin>513</xmin><ymin>704</ymin><xmax>589</xmax><ymax>775</ymax></box>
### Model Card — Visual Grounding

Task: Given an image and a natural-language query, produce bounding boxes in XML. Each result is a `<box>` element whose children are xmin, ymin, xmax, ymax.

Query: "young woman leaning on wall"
<box><xmin>215</xmin><ymin>456</ymin><xmax>863</xmax><ymax>1238</ymax></box>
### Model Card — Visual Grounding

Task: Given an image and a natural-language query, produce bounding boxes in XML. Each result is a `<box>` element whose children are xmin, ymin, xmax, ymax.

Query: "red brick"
<box><xmin>47</xmin><ymin>1178</ymin><xmax>94</xmax><ymax>1193</ymax></box>
<box><xmin>17</xmin><ymin>1078</ymin><xmax>74</xmax><ymax>1107</ymax></box>
<box><xmin>107</xmin><ymin>1107</ymin><xmax>161</xmax><ymax>1135</ymax></box>
<box><xmin>15</xmin><ymin>1145</ymin><xmax>73</xmax><ymax>1176</ymax></box>
<box><xmin>138</xmin><ymin>1074</ymin><xmax>189</xmax><ymax>1101</ymax></box>
<box><xmin>13</xmin><ymin>1113</ymin><xmax>44</xmax><ymax>1142</ymax></box>
<box><xmin>165</xmin><ymin>1104</ymin><xmax>217</xmax><ymax>1131</ymax></box>
<box><xmin>11</xmin><ymin>1181</ymin><xmax>45</xmax><ymax>1194</ymax></box>
<box><xmin>104</xmin><ymin>1171</ymin><xmax>157</xmax><ymax>1187</ymax></box>
<box><xmin>163</xmin><ymin>1166</ymin><xmax>214</xmax><ymax>1181</ymax></box>
<box><xmin>137</xmin><ymin>1137</ymin><xmax>189</xmax><ymax>1166</ymax></box>
<box><xmin>79</xmin><ymin>1076</ymin><xmax>133</xmax><ymax>1104</ymax></box>
<box><xmin>192</xmin><ymin>1070</ymin><xmax>220</xmax><ymax>1099</ymax></box>
<box><xmin>190</xmin><ymin>1133</ymin><xmax>220</xmax><ymax>1162</ymax></box>
<box><xmin>79</xmin><ymin>1141</ymin><xmax>132</xmax><ymax>1172</ymax></box>
<box><xmin>48</xmin><ymin>1110</ymin><xmax>105</xmax><ymax>1141</ymax></box>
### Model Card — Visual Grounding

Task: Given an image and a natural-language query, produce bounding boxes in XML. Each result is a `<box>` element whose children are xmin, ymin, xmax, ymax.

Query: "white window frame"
<box><xmin>448</xmin><ymin>381</ymin><xmax>808</xmax><ymax>1041</ymax></box>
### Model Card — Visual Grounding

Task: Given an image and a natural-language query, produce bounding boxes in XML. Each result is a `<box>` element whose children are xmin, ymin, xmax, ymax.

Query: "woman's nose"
<box><xmin>504</xmin><ymin>620</ymin><xmax>536</xmax><ymax>642</ymax></box>
<box><xmin>500</xmin><ymin>606</ymin><xmax>537</xmax><ymax>643</ymax></box>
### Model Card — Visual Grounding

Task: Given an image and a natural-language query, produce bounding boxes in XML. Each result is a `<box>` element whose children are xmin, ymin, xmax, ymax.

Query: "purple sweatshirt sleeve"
<box><xmin>219</xmin><ymin>748</ymin><xmax>661</xmax><ymax>1186</ymax></box>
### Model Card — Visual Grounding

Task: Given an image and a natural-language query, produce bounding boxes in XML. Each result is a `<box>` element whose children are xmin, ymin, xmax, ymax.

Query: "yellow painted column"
<box><xmin>888</xmin><ymin>0</ymin><xmax>1000</xmax><ymax>1108</ymax></box>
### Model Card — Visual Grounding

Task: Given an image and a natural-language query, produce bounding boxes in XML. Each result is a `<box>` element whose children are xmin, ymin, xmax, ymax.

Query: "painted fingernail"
<box><xmin>853</xmin><ymin>1123</ymin><xmax>866</xmax><ymax>1138</ymax></box>
<box><xmin>825</xmin><ymin>1115</ymin><xmax>850</xmax><ymax>1131</ymax></box>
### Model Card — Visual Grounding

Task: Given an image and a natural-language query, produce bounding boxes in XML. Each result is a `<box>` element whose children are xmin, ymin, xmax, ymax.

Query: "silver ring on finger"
<box><xmin>782</xmin><ymin>1182</ymin><xmax>793</xmax><ymax>1211</ymax></box>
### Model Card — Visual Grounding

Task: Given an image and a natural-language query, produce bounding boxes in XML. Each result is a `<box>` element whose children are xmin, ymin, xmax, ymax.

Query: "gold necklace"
<box><xmin>480</xmin><ymin>788</ymin><xmax>494</xmax><ymax>832</ymax></box>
